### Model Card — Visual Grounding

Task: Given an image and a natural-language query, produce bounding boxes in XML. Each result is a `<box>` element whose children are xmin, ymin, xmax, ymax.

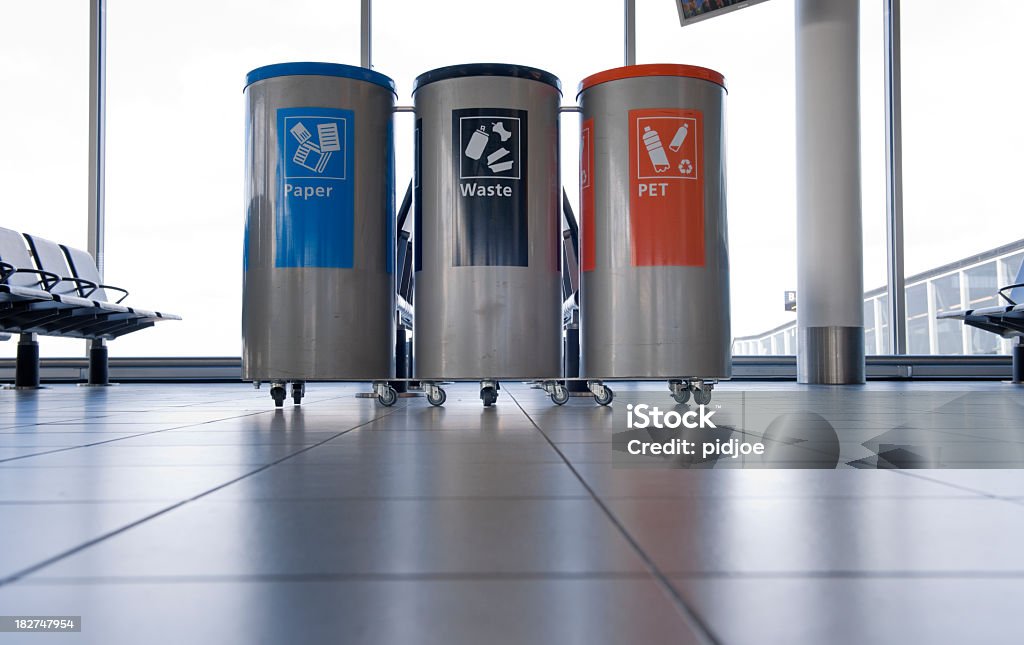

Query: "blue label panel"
<box><xmin>275</xmin><ymin>107</ymin><xmax>355</xmax><ymax>268</ymax></box>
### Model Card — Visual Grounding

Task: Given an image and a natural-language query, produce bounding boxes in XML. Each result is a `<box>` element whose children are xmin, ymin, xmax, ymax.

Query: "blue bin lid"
<box><xmin>413</xmin><ymin>63</ymin><xmax>561</xmax><ymax>95</ymax></box>
<box><xmin>245</xmin><ymin>62</ymin><xmax>396</xmax><ymax>94</ymax></box>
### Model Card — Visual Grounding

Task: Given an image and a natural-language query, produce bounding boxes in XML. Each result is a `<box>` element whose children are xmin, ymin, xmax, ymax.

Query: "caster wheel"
<box><xmin>481</xmin><ymin>386</ymin><xmax>498</xmax><ymax>407</ymax></box>
<box><xmin>693</xmin><ymin>385</ymin><xmax>712</xmax><ymax>406</ymax></box>
<box><xmin>377</xmin><ymin>385</ymin><xmax>398</xmax><ymax>407</ymax></box>
<box><xmin>270</xmin><ymin>385</ymin><xmax>286</xmax><ymax>408</ymax></box>
<box><xmin>427</xmin><ymin>388</ymin><xmax>447</xmax><ymax>407</ymax></box>
<box><xmin>292</xmin><ymin>383</ymin><xmax>304</xmax><ymax>405</ymax></box>
<box><xmin>550</xmin><ymin>384</ymin><xmax>569</xmax><ymax>406</ymax></box>
<box><xmin>672</xmin><ymin>388</ymin><xmax>690</xmax><ymax>404</ymax></box>
<box><xmin>594</xmin><ymin>386</ymin><xmax>614</xmax><ymax>406</ymax></box>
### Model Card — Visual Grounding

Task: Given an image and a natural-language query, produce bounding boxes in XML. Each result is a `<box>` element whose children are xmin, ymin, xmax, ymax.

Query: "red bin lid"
<box><xmin>577</xmin><ymin>64</ymin><xmax>727</xmax><ymax>97</ymax></box>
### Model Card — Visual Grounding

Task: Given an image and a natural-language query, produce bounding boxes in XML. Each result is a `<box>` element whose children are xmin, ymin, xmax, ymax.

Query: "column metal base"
<box><xmin>798</xmin><ymin>325</ymin><xmax>865</xmax><ymax>384</ymax></box>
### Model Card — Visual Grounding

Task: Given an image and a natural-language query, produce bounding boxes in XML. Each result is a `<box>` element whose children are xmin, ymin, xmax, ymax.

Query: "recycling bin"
<box><xmin>577</xmin><ymin>64</ymin><xmax>731</xmax><ymax>404</ymax></box>
<box><xmin>242</xmin><ymin>62</ymin><xmax>396</xmax><ymax>405</ymax></box>
<box><xmin>412</xmin><ymin>63</ymin><xmax>562</xmax><ymax>405</ymax></box>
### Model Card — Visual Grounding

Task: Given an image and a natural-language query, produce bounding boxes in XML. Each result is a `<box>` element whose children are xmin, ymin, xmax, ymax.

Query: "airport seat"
<box><xmin>937</xmin><ymin>261</ymin><xmax>1024</xmax><ymax>338</ymax></box>
<box><xmin>23</xmin><ymin>234</ymin><xmax>172</xmax><ymax>339</ymax></box>
<box><xmin>0</xmin><ymin>226</ymin><xmax>74</xmax><ymax>330</ymax></box>
<box><xmin>938</xmin><ymin>261</ymin><xmax>1024</xmax><ymax>382</ymax></box>
<box><xmin>1</xmin><ymin>227</ymin><xmax>179</xmax><ymax>386</ymax></box>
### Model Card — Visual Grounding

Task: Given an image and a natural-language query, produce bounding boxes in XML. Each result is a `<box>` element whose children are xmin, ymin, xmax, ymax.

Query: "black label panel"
<box><xmin>451</xmin><ymin>108</ymin><xmax>529</xmax><ymax>267</ymax></box>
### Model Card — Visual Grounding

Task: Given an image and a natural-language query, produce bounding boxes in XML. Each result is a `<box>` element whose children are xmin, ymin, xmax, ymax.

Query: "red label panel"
<box><xmin>580</xmin><ymin>118</ymin><xmax>595</xmax><ymax>272</ymax></box>
<box><xmin>628</xmin><ymin>108</ymin><xmax>705</xmax><ymax>267</ymax></box>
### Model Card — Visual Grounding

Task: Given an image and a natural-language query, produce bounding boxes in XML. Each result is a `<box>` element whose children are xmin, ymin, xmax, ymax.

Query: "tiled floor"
<box><xmin>0</xmin><ymin>381</ymin><xmax>1023</xmax><ymax>644</ymax></box>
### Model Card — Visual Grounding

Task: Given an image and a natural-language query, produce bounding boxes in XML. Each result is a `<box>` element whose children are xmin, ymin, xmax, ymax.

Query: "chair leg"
<box><xmin>15</xmin><ymin>333</ymin><xmax>41</xmax><ymax>388</ymax></box>
<box><xmin>1012</xmin><ymin>338</ymin><xmax>1024</xmax><ymax>385</ymax></box>
<box><xmin>88</xmin><ymin>339</ymin><xmax>110</xmax><ymax>386</ymax></box>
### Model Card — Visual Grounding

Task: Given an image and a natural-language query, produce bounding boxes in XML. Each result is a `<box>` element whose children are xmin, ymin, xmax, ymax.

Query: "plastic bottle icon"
<box><xmin>643</xmin><ymin>126</ymin><xmax>670</xmax><ymax>173</ymax></box>
<box><xmin>465</xmin><ymin>125</ymin><xmax>489</xmax><ymax>160</ymax></box>
<box><xmin>669</xmin><ymin>124</ymin><xmax>689</xmax><ymax>152</ymax></box>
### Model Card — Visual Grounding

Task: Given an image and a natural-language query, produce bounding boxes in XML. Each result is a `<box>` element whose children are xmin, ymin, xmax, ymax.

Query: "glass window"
<box><xmin>639</xmin><ymin>2</ymin><xmax>797</xmax><ymax>354</ymax></box>
<box><xmin>375</xmin><ymin>0</ymin><xmax>623</xmax><ymax>285</ymax></box>
<box><xmin>876</xmin><ymin>295</ymin><xmax>890</xmax><ymax>354</ymax></box>
<box><xmin>906</xmin><ymin>283</ymin><xmax>930</xmax><ymax>354</ymax></box>
<box><xmin>859</xmin><ymin>0</ymin><xmax>888</xmax><ymax>324</ymax></box>
<box><xmin>0</xmin><ymin>1</ymin><xmax>90</xmax><ymax>358</ymax></box>
<box><xmin>635</xmin><ymin>2</ymin><xmax>883</xmax><ymax>354</ymax></box>
<box><xmin>964</xmin><ymin>263</ymin><xmax>999</xmax><ymax>354</ymax></box>
<box><xmin>932</xmin><ymin>273</ymin><xmax>963</xmax><ymax>354</ymax></box>
<box><xmin>968</xmin><ymin>327</ymin><xmax>999</xmax><ymax>356</ymax></box>
<box><xmin>1001</xmin><ymin>252</ymin><xmax>1024</xmax><ymax>303</ymax></box>
<box><xmin>902</xmin><ymin>2</ymin><xmax>1024</xmax><ymax>288</ymax></box>
<box><xmin>965</xmin><ymin>263</ymin><xmax>998</xmax><ymax>310</ymax></box>
<box><xmin>864</xmin><ymin>328</ymin><xmax>876</xmax><ymax>356</ymax></box>
<box><xmin>101</xmin><ymin>1</ymin><xmax>361</xmax><ymax>357</ymax></box>
<box><xmin>863</xmin><ymin>300</ymin><xmax>876</xmax><ymax>355</ymax></box>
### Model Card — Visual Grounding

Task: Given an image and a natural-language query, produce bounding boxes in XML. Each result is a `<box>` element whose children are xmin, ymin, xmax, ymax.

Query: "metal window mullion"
<box><xmin>884</xmin><ymin>0</ymin><xmax>907</xmax><ymax>355</ymax></box>
<box><xmin>87</xmin><ymin>0</ymin><xmax>106</xmax><ymax>357</ymax></box>
<box><xmin>88</xmin><ymin>0</ymin><xmax>106</xmax><ymax>278</ymax></box>
<box><xmin>959</xmin><ymin>268</ymin><xmax>970</xmax><ymax>354</ymax></box>
<box><xmin>361</xmin><ymin>0</ymin><xmax>372</xmax><ymax>68</ymax></box>
<box><xmin>926</xmin><ymin>280</ymin><xmax>938</xmax><ymax>354</ymax></box>
<box><xmin>624</xmin><ymin>0</ymin><xmax>636</xmax><ymax>66</ymax></box>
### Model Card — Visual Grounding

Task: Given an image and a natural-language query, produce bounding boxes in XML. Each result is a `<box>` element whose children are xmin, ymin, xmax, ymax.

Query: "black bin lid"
<box><xmin>413</xmin><ymin>63</ymin><xmax>561</xmax><ymax>95</ymax></box>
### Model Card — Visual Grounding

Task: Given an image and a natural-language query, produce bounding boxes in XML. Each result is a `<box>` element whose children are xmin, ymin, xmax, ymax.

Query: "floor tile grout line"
<box><xmin>660</xmin><ymin>569</ymin><xmax>1024</xmax><ymax>579</ymax></box>
<box><xmin>507</xmin><ymin>391</ymin><xmax>722</xmax><ymax>645</ymax></box>
<box><xmin>889</xmin><ymin>469</ymin><xmax>1011</xmax><ymax>500</ymax></box>
<box><xmin>13</xmin><ymin>571</ymin><xmax>662</xmax><ymax>586</ymax></box>
<box><xmin>0</xmin><ymin>492</ymin><xmax>1006</xmax><ymax>504</ymax></box>
<box><xmin>0</xmin><ymin>410</ymin><xmax>278</xmax><ymax>466</ymax></box>
<box><xmin>19</xmin><ymin>568</ymin><xmax>1024</xmax><ymax>586</ymax></box>
<box><xmin>0</xmin><ymin>495</ymin><xmax>599</xmax><ymax>504</ymax></box>
<box><xmin>0</xmin><ymin>400</ymin><xmax>408</xmax><ymax>587</ymax></box>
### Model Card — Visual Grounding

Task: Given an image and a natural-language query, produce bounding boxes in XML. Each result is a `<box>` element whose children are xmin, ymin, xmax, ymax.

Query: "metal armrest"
<box><xmin>97</xmin><ymin>283</ymin><xmax>129</xmax><ymax>303</ymax></box>
<box><xmin>9</xmin><ymin>268</ymin><xmax>61</xmax><ymax>291</ymax></box>
<box><xmin>58</xmin><ymin>276</ymin><xmax>100</xmax><ymax>297</ymax></box>
<box><xmin>998</xmin><ymin>282</ymin><xmax>1024</xmax><ymax>306</ymax></box>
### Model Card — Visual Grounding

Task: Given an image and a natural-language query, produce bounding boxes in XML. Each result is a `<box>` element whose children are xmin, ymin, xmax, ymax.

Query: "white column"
<box><xmin>796</xmin><ymin>0</ymin><xmax>865</xmax><ymax>384</ymax></box>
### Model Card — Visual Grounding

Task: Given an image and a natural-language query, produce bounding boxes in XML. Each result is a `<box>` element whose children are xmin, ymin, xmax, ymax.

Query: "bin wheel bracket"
<box><xmin>480</xmin><ymin>380</ymin><xmax>499</xmax><ymax>407</ymax></box>
<box><xmin>588</xmin><ymin>380</ymin><xmax>614</xmax><ymax>406</ymax></box>
<box><xmin>542</xmin><ymin>380</ymin><xmax>570</xmax><ymax>405</ymax></box>
<box><xmin>374</xmin><ymin>382</ymin><xmax>398</xmax><ymax>407</ymax></box>
<box><xmin>669</xmin><ymin>379</ymin><xmax>691</xmax><ymax>404</ymax></box>
<box><xmin>425</xmin><ymin>382</ymin><xmax>447</xmax><ymax>407</ymax></box>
